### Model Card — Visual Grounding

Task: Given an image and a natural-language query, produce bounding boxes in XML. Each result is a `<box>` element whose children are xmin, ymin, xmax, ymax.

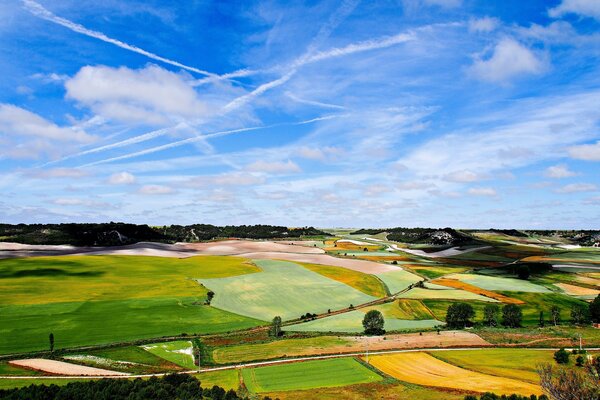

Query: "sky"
<box><xmin>0</xmin><ymin>0</ymin><xmax>599</xmax><ymax>229</ymax></box>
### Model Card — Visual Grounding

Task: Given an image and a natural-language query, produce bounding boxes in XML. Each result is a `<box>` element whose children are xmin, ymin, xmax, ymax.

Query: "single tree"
<box><xmin>446</xmin><ymin>303</ymin><xmax>475</xmax><ymax>329</ymax></box>
<box><xmin>576</xmin><ymin>355</ymin><xmax>585</xmax><ymax>367</ymax></box>
<box><xmin>551</xmin><ymin>306</ymin><xmax>561</xmax><ymax>326</ymax></box>
<box><xmin>571</xmin><ymin>305</ymin><xmax>587</xmax><ymax>325</ymax></box>
<box><xmin>589</xmin><ymin>294</ymin><xmax>600</xmax><ymax>323</ymax></box>
<box><xmin>554</xmin><ymin>348</ymin><xmax>569</xmax><ymax>364</ymax></box>
<box><xmin>269</xmin><ymin>316</ymin><xmax>282</xmax><ymax>337</ymax></box>
<box><xmin>502</xmin><ymin>304</ymin><xmax>522</xmax><ymax>328</ymax></box>
<box><xmin>539</xmin><ymin>310</ymin><xmax>545</xmax><ymax>327</ymax></box>
<box><xmin>49</xmin><ymin>333</ymin><xmax>54</xmax><ymax>353</ymax></box>
<box><xmin>206</xmin><ymin>291</ymin><xmax>215</xmax><ymax>305</ymax></box>
<box><xmin>483</xmin><ymin>304</ymin><xmax>499</xmax><ymax>327</ymax></box>
<box><xmin>516</xmin><ymin>264</ymin><xmax>530</xmax><ymax>280</ymax></box>
<box><xmin>363</xmin><ymin>310</ymin><xmax>385</xmax><ymax>335</ymax></box>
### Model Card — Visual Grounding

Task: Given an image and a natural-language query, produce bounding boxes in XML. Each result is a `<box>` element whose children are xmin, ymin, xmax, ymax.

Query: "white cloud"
<box><xmin>25</xmin><ymin>168</ymin><xmax>88</xmax><ymax>179</ymax></box>
<box><xmin>556</xmin><ymin>183</ymin><xmax>597</xmax><ymax>193</ymax></box>
<box><xmin>468</xmin><ymin>187</ymin><xmax>497</xmax><ymax>196</ymax></box>
<box><xmin>297</xmin><ymin>146</ymin><xmax>343</xmax><ymax>161</ymax></box>
<box><xmin>65</xmin><ymin>65</ymin><xmax>209</xmax><ymax>125</ymax></box>
<box><xmin>138</xmin><ymin>184</ymin><xmax>174</xmax><ymax>195</ymax></box>
<box><xmin>108</xmin><ymin>172</ymin><xmax>136</xmax><ymax>185</ymax></box>
<box><xmin>188</xmin><ymin>172</ymin><xmax>265</xmax><ymax>188</ymax></box>
<box><xmin>247</xmin><ymin>160</ymin><xmax>301</xmax><ymax>174</ymax></box>
<box><xmin>544</xmin><ymin>164</ymin><xmax>577</xmax><ymax>178</ymax></box>
<box><xmin>569</xmin><ymin>141</ymin><xmax>600</xmax><ymax>161</ymax></box>
<box><xmin>444</xmin><ymin>170</ymin><xmax>482</xmax><ymax>182</ymax></box>
<box><xmin>549</xmin><ymin>0</ymin><xmax>600</xmax><ymax>20</ymax></box>
<box><xmin>470</xmin><ymin>38</ymin><xmax>545</xmax><ymax>83</ymax></box>
<box><xmin>0</xmin><ymin>104</ymin><xmax>92</xmax><ymax>142</ymax></box>
<box><xmin>469</xmin><ymin>17</ymin><xmax>499</xmax><ymax>33</ymax></box>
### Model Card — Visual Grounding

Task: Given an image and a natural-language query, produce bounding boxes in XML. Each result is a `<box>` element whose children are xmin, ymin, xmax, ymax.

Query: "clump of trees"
<box><xmin>464</xmin><ymin>394</ymin><xmax>548</xmax><ymax>400</ymax></box>
<box><xmin>538</xmin><ymin>361</ymin><xmax>600</xmax><ymax>400</ymax></box>
<box><xmin>446</xmin><ymin>303</ymin><xmax>475</xmax><ymax>328</ymax></box>
<box><xmin>363</xmin><ymin>310</ymin><xmax>385</xmax><ymax>335</ymax></box>
<box><xmin>590</xmin><ymin>294</ymin><xmax>600</xmax><ymax>323</ymax></box>
<box><xmin>269</xmin><ymin>316</ymin><xmax>282</xmax><ymax>337</ymax></box>
<box><xmin>501</xmin><ymin>304</ymin><xmax>522</xmax><ymax>328</ymax></box>
<box><xmin>483</xmin><ymin>304</ymin><xmax>499</xmax><ymax>327</ymax></box>
<box><xmin>554</xmin><ymin>348</ymin><xmax>570</xmax><ymax>364</ymax></box>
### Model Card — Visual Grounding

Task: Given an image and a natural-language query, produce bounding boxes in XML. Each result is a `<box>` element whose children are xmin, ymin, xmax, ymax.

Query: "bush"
<box><xmin>502</xmin><ymin>304</ymin><xmax>522</xmax><ymax>328</ymax></box>
<box><xmin>554</xmin><ymin>348</ymin><xmax>570</xmax><ymax>364</ymax></box>
<box><xmin>446</xmin><ymin>303</ymin><xmax>475</xmax><ymax>328</ymax></box>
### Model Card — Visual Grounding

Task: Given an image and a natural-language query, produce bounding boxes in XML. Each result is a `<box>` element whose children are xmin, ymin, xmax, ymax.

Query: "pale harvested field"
<box><xmin>555</xmin><ymin>282</ymin><xmax>600</xmax><ymax>296</ymax></box>
<box><xmin>394</xmin><ymin>245</ymin><xmax>491</xmax><ymax>258</ymax></box>
<box><xmin>182</xmin><ymin>240</ymin><xmax>324</xmax><ymax>255</ymax></box>
<box><xmin>232</xmin><ymin>251</ymin><xmax>398</xmax><ymax>274</ymax></box>
<box><xmin>367</xmin><ymin>352</ymin><xmax>541</xmax><ymax>395</ymax></box>
<box><xmin>345</xmin><ymin>330</ymin><xmax>490</xmax><ymax>351</ymax></box>
<box><xmin>9</xmin><ymin>359</ymin><xmax>127</xmax><ymax>376</ymax></box>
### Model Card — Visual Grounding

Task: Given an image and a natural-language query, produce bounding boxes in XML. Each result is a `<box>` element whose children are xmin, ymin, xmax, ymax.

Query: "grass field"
<box><xmin>0</xmin><ymin>297</ymin><xmax>261</xmax><ymax>355</ymax></box>
<box><xmin>241</xmin><ymin>358</ymin><xmax>382</xmax><ymax>392</ymax></box>
<box><xmin>299</xmin><ymin>263</ymin><xmax>387</xmax><ymax>297</ymax></box>
<box><xmin>194</xmin><ymin>369</ymin><xmax>240</xmax><ymax>391</ymax></box>
<box><xmin>446</xmin><ymin>274</ymin><xmax>551</xmax><ymax>293</ymax></box>
<box><xmin>405</xmin><ymin>265</ymin><xmax>469</xmax><ymax>279</ymax></box>
<box><xmin>391</xmin><ymin>299</ymin><xmax>436</xmax><ymax>319</ymax></box>
<box><xmin>0</xmin><ymin>362</ymin><xmax>43</xmax><ymax>376</ymax></box>
<box><xmin>198</xmin><ymin>259</ymin><xmax>377</xmax><ymax>321</ymax></box>
<box><xmin>367</xmin><ymin>352</ymin><xmax>541</xmax><ymax>395</ymax></box>
<box><xmin>212</xmin><ymin>336</ymin><xmax>350</xmax><ymax>364</ymax></box>
<box><xmin>430</xmin><ymin>349</ymin><xmax>554</xmax><ymax>383</ymax></box>
<box><xmin>374</xmin><ymin>269</ymin><xmax>421</xmax><ymax>294</ymax></box>
<box><xmin>0</xmin><ymin>255</ymin><xmax>264</xmax><ymax>354</ymax></box>
<box><xmin>287</xmin><ymin>309</ymin><xmax>442</xmax><ymax>333</ymax></box>
<box><xmin>142</xmin><ymin>340</ymin><xmax>196</xmax><ymax>369</ymax></box>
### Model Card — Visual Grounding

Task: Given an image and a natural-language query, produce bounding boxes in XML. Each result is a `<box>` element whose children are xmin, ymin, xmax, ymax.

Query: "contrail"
<box><xmin>43</xmin><ymin>123</ymin><xmax>188</xmax><ymax>166</ymax></box>
<box><xmin>80</xmin><ymin>115</ymin><xmax>341</xmax><ymax>167</ymax></box>
<box><xmin>22</xmin><ymin>0</ymin><xmax>216</xmax><ymax>77</ymax></box>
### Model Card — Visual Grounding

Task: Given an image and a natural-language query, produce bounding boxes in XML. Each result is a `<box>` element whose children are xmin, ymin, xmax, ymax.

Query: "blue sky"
<box><xmin>0</xmin><ymin>0</ymin><xmax>599</xmax><ymax>228</ymax></box>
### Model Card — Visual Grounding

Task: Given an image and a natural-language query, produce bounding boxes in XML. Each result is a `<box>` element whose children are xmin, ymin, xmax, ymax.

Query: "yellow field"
<box><xmin>522</xmin><ymin>256</ymin><xmax>600</xmax><ymax>264</ymax></box>
<box><xmin>299</xmin><ymin>262</ymin><xmax>387</xmax><ymax>297</ymax></box>
<box><xmin>555</xmin><ymin>282</ymin><xmax>600</xmax><ymax>296</ymax></box>
<box><xmin>324</xmin><ymin>241</ymin><xmax>382</xmax><ymax>251</ymax></box>
<box><xmin>366</xmin><ymin>352</ymin><xmax>542</xmax><ymax>396</ymax></box>
<box><xmin>431</xmin><ymin>278</ymin><xmax>524</xmax><ymax>304</ymax></box>
<box><xmin>362</xmin><ymin>299</ymin><xmax>434</xmax><ymax>320</ymax></box>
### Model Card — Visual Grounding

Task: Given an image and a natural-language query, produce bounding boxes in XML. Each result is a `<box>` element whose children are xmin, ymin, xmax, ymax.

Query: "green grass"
<box><xmin>193</xmin><ymin>369</ymin><xmax>239</xmax><ymax>391</ymax></box>
<box><xmin>86</xmin><ymin>346</ymin><xmax>172</xmax><ymax>367</ymax></box>
<box><xmin>212</xmin><ymin>336</ymin><xmax>350</xmax><ymax>364</ymax></box>
<box><xmin>299</xmin><ymin>263</ymin><xmax>387</xmax><ymax>297</ymax></box>
<box><xmin>142</xmin><ymin>341</ymin><xmax>196</xmax><ymax>369</ymax></box>
<box><xmin>407</xmin><ymin>265</ymin><xmax>469</xmax><ymax>279</ymax></box>
<box><xmin>0</xmin><ymin>362</ymin><xmax>43</xmax><ymax>376</ymax></box>
<box><xmin>0</xmin><ymin>255</ymin><xmax>263</xmax><ymax>354</ymax></box>
<box><xmin>0</xmin><ymin>378</ymin><xmax>91</xmax><ymax>390</ymax></box>
<box><xmin>0</xmin><ymin>297</ymin><xmax>261</xmax><ymax>355</ymax></box>
<box><xmin>374</xmin><ymin>269</ymin><xmax>421</xmax><ymax>294</ymax></box>
<box><xmin>447</xmin><ymin>274</ymin><xmax>551</xmax><ymax>293</ymax></box>
<box><xmin>430</xmin><ymin>348</ymin><xmax>554</xmax><ymax>383</ymax></box>
<box><xmin>198</xmin><ymin>259</ymin><xmax>377</xmax><ymax>321</ymax></box>
<box><xmin>286</xmin><ymin>309</ymin><xmax>441</xmax><ymax>333</ymax></box>
<box><xmin>241</xmin><ymin>358</ymin><xmax>382</xmax><ymax>392</ymax></box>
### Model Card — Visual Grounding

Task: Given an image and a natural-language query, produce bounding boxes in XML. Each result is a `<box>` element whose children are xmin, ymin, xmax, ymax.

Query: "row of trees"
<box><xmin>447</xmin><ymin>298</ymin><xmax>600</xmax><ymax>329</ymax></box>
<box><xmin>0</xmin><ymin>375</ymin><xmax>266</xmax><ymax>400</ymax></box>
<box><xmin>446</xmin><ymin>303</ymin><xmax>523</xmax><ymax>329</ymax></box>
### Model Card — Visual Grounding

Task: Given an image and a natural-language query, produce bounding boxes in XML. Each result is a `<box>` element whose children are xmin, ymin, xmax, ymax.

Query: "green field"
<box><xmin>0</xmin><ymin>255</ymin><xmax>263</xmax><ymax>354</ymax></box>
<box><xmin>374</xmin><ymin>269</ymin><xmax>421</xmax><ymax>294</ymax></box>
<box><xmin>430</xmin><ymin>348</ymin><xmax>554</xmax><ymax>383</ymax></box>
<box><xmin>142</xmin><ymin>340</ymin><xmax>196</xmax><ymax>369</ymax></box>
<box><xmin>193</xmin><ymin>369</ymin><xmax>240</xmax><ymax>391</ymax></box>
<box><xmin>447</xmin><ymin>273</ymin><xmax>551</xmax><ymax>293</ymax></box>
<box><xmin>287</xmin><ymin>309</ymin><xmax>442</xmax><ymax>333</ymax></box>
<box><xmin>198</xmin><ymin>259</ymin><xmax>377</xmax><ymax>321</ymax></box>
<box><xmin>212</xmin><ymin>336</ymin><xmax>350</xmax><ymax>364</ymax></box>
<box><xmin>241</xmin><ymin>358</ymin><xmax>382</xmax><ymax>392</ymax></box>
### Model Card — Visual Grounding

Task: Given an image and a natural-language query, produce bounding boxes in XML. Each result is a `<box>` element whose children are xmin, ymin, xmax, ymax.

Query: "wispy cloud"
<box><xmin>21</xmin><ymin>0</ymin><xmax>216</xmax><ymax>77</ymax></box>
